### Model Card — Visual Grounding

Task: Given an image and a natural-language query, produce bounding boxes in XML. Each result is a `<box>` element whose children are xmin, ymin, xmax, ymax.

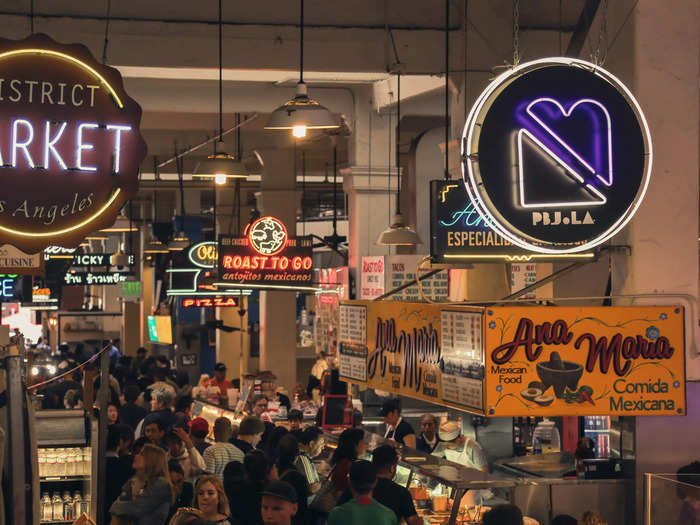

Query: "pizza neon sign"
<box><xmin>181</xmin><ymin>297</ymin><xmax>239</xmax><ymax>308</ymax></box>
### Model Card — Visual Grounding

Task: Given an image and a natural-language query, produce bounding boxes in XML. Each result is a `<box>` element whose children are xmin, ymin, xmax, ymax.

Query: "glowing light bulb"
<box><xmin>47</xmin><ymin>365</ymin><xmax>56</xmax><ymax>375</ymax></box>
<box><xmin>31</xmin><ymin>366</ymin><xmax>39</xmax><ymax>376</ymax></box>
<box><xmin>215</xmin><ymin>173</ymin><xmax>227</xmax><ymax>185</ymax></box>
<box><xmin>292</xmin><ymin>125</ymin><xmax>307</xmax><ymax>138</ymax></box>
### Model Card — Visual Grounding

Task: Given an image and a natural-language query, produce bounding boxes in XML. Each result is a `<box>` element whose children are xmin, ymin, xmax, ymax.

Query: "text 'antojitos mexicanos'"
<box><xmin>0</xmin><ymin>34</ymin><xmax>146</xmax><ymax>252</ymax></box>
<box><xmin>484</xmin><ymin>307</ymin><xmax>686</xmax><ymax>417</ymax></box>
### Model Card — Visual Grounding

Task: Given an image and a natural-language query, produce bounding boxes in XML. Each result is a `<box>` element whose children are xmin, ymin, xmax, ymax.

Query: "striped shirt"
<box><xmin>203</xmin><ymin>442</ymin><xmax>244</xmax><ymax>479</ymax></box>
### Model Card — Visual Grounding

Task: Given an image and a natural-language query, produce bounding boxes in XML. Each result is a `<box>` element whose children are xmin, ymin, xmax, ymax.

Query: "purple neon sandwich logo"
<box><xmin>517</xmin><ymin>97</ymin><xmax>613</xmax><ymax>227</ymax></box>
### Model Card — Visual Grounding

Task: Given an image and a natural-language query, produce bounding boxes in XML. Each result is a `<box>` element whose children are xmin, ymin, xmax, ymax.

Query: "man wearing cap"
<box><xmin>381</xmin><ymin>398</ymin><xmax>416</xmax><ymax>449</ymax></box>
<box><xmin>261</xmin><ymin>480</ymin><xmax>299</xmax><ymax>525</ymax></box>
<box><xmin>206</xmin><ymin>363</ymin><xmax>232</xmax><ymax>401</ymax></box>
<box><xmin>230</xmin><ymin>415</ymin><xmax>266</xmax><ymax>455</ymax></box>
<box><xmin>189</xmin><ymin>417</ymin><xmax>211</xmax><ymax>456</ymax></box>
<box><xmin>328</xmin><ymin>460</ymin><xmax>398</xmax><ymax>525</ymax></box>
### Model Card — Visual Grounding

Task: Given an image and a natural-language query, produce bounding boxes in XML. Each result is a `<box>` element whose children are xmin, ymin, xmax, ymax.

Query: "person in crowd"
<box><xmin>206</xmin><ymin>363</ymin><xmax>233</xmax><ymax>401</ymax></box>
<box><xmin>149</xmin><ymin>363</ymin><xmax>178</xmax><ymax>396</ymax></box>
<box><xmin>64</xmin><ymin>388</ymin><xmax>83</xmax><ymax>409</ymax></box>
<box><xmin>137</xmin><ymin>388</ymin><xmax>177</xmax><ymax>436</ymax></box>
<box><xmin>109</xmin><ymin>338</ymin><xmax>122</xmax><ymax>368</ymax></box>
<box><xmin>265</xmin><ymin>427</ymin><xmax>290</xmax><ymax>462</ymax></box>
<box><xmin>261</xmin><ymin>481</ymin><xmax>299</xmax><ymax>525</ymax></box>
<box><xmin>288</xmin><ymin>410</ymin><xmax>304</xmax><ymax>433</ymax></box>
<box><xmin>677</xmin><ymin>461</ymin><xmax>700</xmax><ymax>524</ymax></box>
<box><xmin>380</xmin><ymin>398</ymin><xmax>416</xmax><ymax>449</ymax></box>
<box><xmin>145</xmin><ymin>419</ymin><xmax>169</xmax><ymax>450</ymax></box>
<box><xmin>133</xmin><ymin>347</ymin><xmax>148</xmax><ymax>373</ymax></box>
<box><xmin>227</xmin><ymin>449</ymin><xmax>276</xmax><ymax>525</ymax></box>
<box><xmin>133</xmin><ymin>436</ymin><xmax>150</xmax><ymax>456</ymax></box>
<box><xmin>337</xmin><ymin>445</ymin><xmax>419</xmax><ymax>525</ymax></box>
<box><xmin>231</xmin><ymin>416</ymin><xmax>266</xmax><ymax>455</ymax></box>
<box><xmin>204</xmin><ymin>417</ymin><xmax>244</xmax><ymax>479</ymax></box>
<box><xmin>580</xmin><ymin>510</ymin><xmax>608</xmax><ymax>525</ymax></box>
<box><xmin>104</xmin><ymin>424</ymin><xmax>137</xmax><ymax>525</ymax></box>
<box><xmin>175</xmin><ymin>371</ymin><xmax>194</xmax><ymax>398</ymax></box>
<box><xmin>295</xmin><ymin>427</ymin><xmax>322</xmax><ymax>493</ymax></box>
<box><xmin>482</xmin><ymin>504</ymin><xmax>524</xmax><ymax>525</ymax></box>
<box><xmin>121</xmin><ymin>384</ymin><xmax>148</xmax><ymax>430</ymax></box>
<box><xmin>416</xmin><ymin>414</ymin><xmax>441</xmax><ymax>454</ymax></box>
<box><xmin>175</xmin><ymin>395</ymin><xmax>194</xmax><ymax>426</ymax></box>
<box><xmin>251</xmin><ymin>394</ymin><xmax>275</xmax><ymax>446</ymax></box>
<box><xmin>109</xmin><ymin>443</ymin><xmax>174</xmax><ymax>525</ymax></box>
<box><xmin>193</xmin><ymin>374</ymin><xmax>211</xmax><ymax>399</ymax></box>
<box><xmin>194</xmin><ymin>474</ymin><xmax>234</xmax><ymax>524</ymax></box>
<box><xmin>259</xmin><ymin>371</ymin><xmax>291</xmax><ymax>411</ymax></box>
<box><xmin>166</xmin><ymin>427</ymin><xmax>207</xmax><ymax>482</ymax></box>
<box><xmin>330</xmin><ymin>428</ymin><xmax>366</xmax><ymax>495</ymax></box>
<box><xmin>190</xmin><ymin>417</ymin><xmax>212</xmax><ymax>456</ymax></box>
<box><xmin>328</xmin><ymin>460</ymin><xmax>397</xmax><ymax>525</ymax></box>
<box><xmin>223</xmin><ymin>461</ymin><xmax>248</xmax><ymax>521</ymax></box>
<box><xmin>108</xmin><ymin>402</ymin><xmax>120</xmax><ymax>425</ymax></box>
<box><xmin>551</xmin><ymin>515</ymin><xmax>578</xmax><ymax>525</ymax></box>
<box><xmin>167</xmin><ymin>460</ymin><xmax>194</xmax><ymax>522</ymax></box>
<box><xmin>276</xmin><ymin>434</ymin><xmax>309</xmax><ymax>525</ymax></box>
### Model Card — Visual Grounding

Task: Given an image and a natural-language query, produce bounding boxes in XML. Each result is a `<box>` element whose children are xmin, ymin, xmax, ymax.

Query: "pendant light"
<box><xmin>194</xmin><ymin>0</ymin><xmax>248</xmax><ymax>181</ymax></box>
<box><xmin>264</xmin><ymin>0</ymin><xmax>339</xmax><ymax>137</ymax></box>
<box><xmin>145</xmin><ymin>190</ymin><xmax>169</xmax><ymax>254</ymax></box>
<box><xmin>169</xmin><ymin>153</ymin><xmax>191</xmax><ymax>251</ymax></box>
<box><xmin>376</xmin><ymin>72</ymin><xmax>422</xmax><ymax>246</ymax></box>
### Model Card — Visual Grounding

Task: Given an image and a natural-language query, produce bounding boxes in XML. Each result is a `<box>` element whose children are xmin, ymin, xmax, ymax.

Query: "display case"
<box><xmin>35</xmin><ymin>409</ymin><xmax>94</xmax><ymax>524</ymax></box>
<box><xmin>320</xmin><ymin>430</ymin><xmax>516</xmax><ymax>525</ymax></box>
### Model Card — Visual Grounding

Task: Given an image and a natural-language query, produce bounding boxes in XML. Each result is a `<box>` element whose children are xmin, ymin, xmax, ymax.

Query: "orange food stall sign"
<box><xmin>484</xmin><ymin>306</ymin><xmax>686</xmax><ymax>417</ymax></box>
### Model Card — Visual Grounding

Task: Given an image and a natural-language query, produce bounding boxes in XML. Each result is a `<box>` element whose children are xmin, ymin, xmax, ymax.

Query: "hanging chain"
<box><xmin>593</xmin><ymin>0</ymin><xmax>609</xmax><ymax>65</ymax></box>
<box><xmin>512</xmin><ymin>0</ymin><xmax>520</xmax><ymax>66</ymax></box>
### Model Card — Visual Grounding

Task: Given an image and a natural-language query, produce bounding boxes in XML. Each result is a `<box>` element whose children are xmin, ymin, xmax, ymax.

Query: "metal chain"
<box><xmin>593</xmin><ymin>0</ymin><xmax>609</xmax><ymax>65</ymax></box>
<box><xmin>512</xmin><ymin>0</ymin><xmax>520</xmax><ymax>66</ymax></box>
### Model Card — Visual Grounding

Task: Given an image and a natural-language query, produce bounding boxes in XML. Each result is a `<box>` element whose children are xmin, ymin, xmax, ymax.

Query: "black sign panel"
<box><xmin>462</xmin><ymin>58</ymin><xmax>651</xmax><ymax>254</ymax></box>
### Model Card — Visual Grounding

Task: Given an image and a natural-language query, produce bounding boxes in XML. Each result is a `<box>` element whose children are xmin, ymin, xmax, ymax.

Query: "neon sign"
<box><xmin>0</xmin><ymin>274</ymin><xmax>17</xmax><ymax>298</ymax></box>
<box><xmin>188</xmin><ymin>242</ymin><xmax>218</xmax><ymax>269</ymax></box>
<box><xmin>0</xmin><ymin>34</ymin><xmax>146</xmax><ymax>253</ymax></box>
<box><xmin>181</xmin><ymin>297</ymin><xmax>239</xmax><ymax>308</ymax></box>
<box><xmin>217</xmin><ymin>216</ymin><xmax>314</xmax><ymax>291</ymax></box>
<box><xmin>462</xmin><ymin>57</ymin><xmax>652</xmax><ymax>254</ymax></box>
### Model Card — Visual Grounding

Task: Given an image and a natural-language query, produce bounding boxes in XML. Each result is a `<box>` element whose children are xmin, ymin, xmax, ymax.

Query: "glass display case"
<box><xmin>320</xmin><ymin>430</ymin><xmax>516</xmax><ymax>525</ymax></box>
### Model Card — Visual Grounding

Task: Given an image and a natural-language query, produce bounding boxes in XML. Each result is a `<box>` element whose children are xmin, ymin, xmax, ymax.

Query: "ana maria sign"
<box><xmin>462</xmin><ymin>58</ymin><xmax>651</xmax><ymax>254</ymax></box>
<box><xmin>0</xmin><ymin>34</ymin><xmax>146</xmax><ymax>253</ymax></box>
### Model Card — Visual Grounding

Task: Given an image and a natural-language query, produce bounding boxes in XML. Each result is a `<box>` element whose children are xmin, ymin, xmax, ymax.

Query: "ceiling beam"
<box><xmin>566</xmin><ymin>0</ymin><xmax>601</xmax><ymax>57</ymax></box>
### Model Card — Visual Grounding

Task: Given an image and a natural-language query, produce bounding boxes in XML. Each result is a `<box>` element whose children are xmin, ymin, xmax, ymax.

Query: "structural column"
<box><xmin>256</xmin><ymin>148</ymin><xmax>301</xmax><ymax>392</ymax></box>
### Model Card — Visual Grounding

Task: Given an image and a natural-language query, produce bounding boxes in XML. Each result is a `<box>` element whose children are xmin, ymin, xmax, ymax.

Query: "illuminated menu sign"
<box><xmin>0</xmin><ymin>274</ymin><xmax>17</xmax><ymax>299</ymax></box>
<box><xmin>218</xmin><ymin>216</ymin><xmax>314</xmax><ymax>291</ymax></box>
<box><xmin>71</xmin><ymin>253</ymin><xmax>135</xmax><ymax>267</ymax></box>
<box><xmin>181</xmin><ymin>297</ymin><xmax>239</xmax><ymax>308</ymax></box>
<box><xmin>0</xmin><ymin>34</ymin><xmax>146</xmax><ymax>253</ymax></box>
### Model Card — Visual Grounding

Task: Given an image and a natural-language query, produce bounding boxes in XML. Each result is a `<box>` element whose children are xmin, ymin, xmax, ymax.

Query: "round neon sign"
<box><xmin>462</xmin><ymin>57</ymin><xmax>652</xmax><ymax>254</ymax></box>
<box><xmin>247</xmin><ymin>216</ymin><xmax>288</xmax><ymax>256</ymax></box>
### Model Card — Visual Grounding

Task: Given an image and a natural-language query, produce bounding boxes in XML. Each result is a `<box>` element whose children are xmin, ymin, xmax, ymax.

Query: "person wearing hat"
<box><xmin>328</xmin><ymin>460</ymin><xmax>398</xmax><ymax>525</ymax></box>
<box><xmin>230</xmin><ymin>416</ymin><xmax>266</xmax><ymax>455</ymax></box>
<box><xmin>190</xmin><ymin>417</ymin><xmax>212</xmax><ymax>456</ymax></box>
<box><xmin>261</xmin><ymin>481</ymin><xmax>299</xmax><ymax>525</ymax></box>
<box><xmin>206</xmin><ymin>363</ymin><xmax>232</xmax><ymax>401</ymax></box>
<box><xmin>380</xmin><ymin>398</ymin><xmax>416</xmax><ymax>449</ymax></box>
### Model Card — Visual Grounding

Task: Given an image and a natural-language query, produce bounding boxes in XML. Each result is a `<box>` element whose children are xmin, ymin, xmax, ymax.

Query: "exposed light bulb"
<box><xmin>47</xmin><ymin>365</ymin><xmax>57</xmax><ymax>375</ymax></box>
<box><xmin>215</xmin><ymin>173</ymin><xmax>227</xmax><ymax>185</ymax></box>
<box><xmin>292</xmin><ymin>125</ymin><xmax>307</xmax><ymax>138</ymax></box>
<box><xmin>31</xmin><ymin>366</ymin><xmax>39</xmax><ymax>376</ymax></box>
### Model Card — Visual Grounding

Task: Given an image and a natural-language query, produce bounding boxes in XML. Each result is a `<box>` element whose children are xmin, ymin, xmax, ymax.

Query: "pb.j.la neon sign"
<box><xmin>462</xmin><ymin>57</ymin><xmax>652</xmax><ymax>254</ymax></box>
<box><xmin>0</xmin><ymin>34</ymin><xmax>146</xmax><ymax>253</ymax></box>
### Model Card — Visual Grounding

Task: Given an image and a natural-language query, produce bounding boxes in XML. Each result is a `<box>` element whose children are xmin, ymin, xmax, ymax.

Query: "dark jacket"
<box><xmin>109</xmin><ymin>477</ymin><xmax>172</xmax><ymax>525</ymax></box>
<box><xmin>119</xmin><ymin>403</ymin><xmax>148</xmax><ymax>431</ymax></box>
<box><xmin>104</xmin><ymin>454</ymin><xmax>134</xmax><ymax>525</ymax></box>
<box><xmin>227</xmin><ymin>481</ymin><xmax>264</xmax><ymax>525</ymax></box>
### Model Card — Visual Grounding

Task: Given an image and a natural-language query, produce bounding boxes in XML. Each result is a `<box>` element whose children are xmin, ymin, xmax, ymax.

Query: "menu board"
<box><xmin>440</xmin><ymin>310</ymin><xmax>484</xmax><ymax>410</ymax></box>
<box><xmin>339</xmin><ymin>301</ymin><xmax>485</xmax><ymax>414</ymax></box>
<box><xmin>387</xmin><ymin>255</ymin><xmax>449</xmax><ymax>302</ymax></box>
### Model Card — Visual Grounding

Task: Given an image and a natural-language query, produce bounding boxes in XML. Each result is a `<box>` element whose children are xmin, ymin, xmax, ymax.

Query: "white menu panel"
<box><xmin>339</xmin><ymin>304</ymin><xmax>367</xmax><ymax>345</ymax></box>
<box><xmin>339</xmin><ymin>343</ymin><xmax>368</xmax><ymax>382</ymax></box>
<box><xmin>440</xmin><ymin>310</ymin><xmax>484</xmax><ymax>410</ymax></box>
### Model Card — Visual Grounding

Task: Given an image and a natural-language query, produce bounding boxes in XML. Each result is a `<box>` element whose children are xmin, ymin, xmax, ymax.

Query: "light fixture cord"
<box><xmin>29</xmin><ymin>0</ymin><xmax>34</xmax><ymax>33</ymax></box>
<box><xmin>444</xmin><ymin>0</ymin><xmax>450</xmax><ymax>181</ymax></box>
<box><xmin>396</xmin><ymin>72</ymin><xmax>401</xmax><ymax>215</ymax></box>
<box><xmin>102</xmin><ymin>0</ymin><xmax>112</xmax><ymax>64</ymax></box>
<box><xmin>299</xmin><ymin>0</ymin><xmax>304</xmax><ymax>84</ymax></box>
<box><xmin>333</xmin><ymin>146</ymin><xmax>338</xmax><ymax>235</ymax></box>
<box><xmin>218</xmin><ymin>0</ymin><xmax>224</xmax><ymax>142</ymax></box>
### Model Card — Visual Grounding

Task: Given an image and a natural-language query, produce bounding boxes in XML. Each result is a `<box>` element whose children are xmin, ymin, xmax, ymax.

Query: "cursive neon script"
<box><xmin>440</xmin><ymin>202</ymin><xmax>492</xmax><ymax>229</ymax></box>
<box><xmin>368</xmin><ymin>317</ymin><xmax>441</xmax><ymax>392</ymax></box>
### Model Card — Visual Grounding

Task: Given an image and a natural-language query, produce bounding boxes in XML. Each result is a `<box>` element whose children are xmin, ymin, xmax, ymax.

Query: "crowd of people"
<box><xmin>34</xmin><ymin>344</ymin><xmax>694</xmax><ymax>525</ymax></box>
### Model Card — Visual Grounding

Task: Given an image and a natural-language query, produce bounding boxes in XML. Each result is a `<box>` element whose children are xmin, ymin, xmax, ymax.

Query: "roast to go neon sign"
<box><xmin>222</xmin><ymin>254</ymin><xmax>312</xmax><ymax>271</ymax></box>
<box><xmin>0</xmin><ymin>34</ymin><xmax>146</xmax><ymax>253</ymax></box>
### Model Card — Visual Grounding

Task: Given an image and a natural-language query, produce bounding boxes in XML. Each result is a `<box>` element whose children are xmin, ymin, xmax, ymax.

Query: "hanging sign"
<box><xmin>63</xmin><ymin>271</ymin><xmax>132</xmax><ymax>285</ymax></box>
<box><xmin>71</xmin><ymin>252</ymin><xmax>135</xmax><ymax>267</ymax></box>
<box><xmin>0</xmin><ymin>34</ymin><xmax>147</xmax><ymax>253</ymax></box>
<box><xmin>360</xmin><ymin>256</ymin><xmax>385</xmax><ymax>300</ymax></box>
<box><xmin>0</xmin><ymin>274</ymin><xmax>18</xmax><ymax>299</ymax></box>
<box><xmin>462</xmin><ymin>58</ymin><xmax>652</xmax><ymax>254</ymax></box>
<box><xmin>181</xmin><ymin>297</ymin><xmax>238</xmax><ymax>308</ymax></box>
<box><xmin>217</xmin><ymin>216</ymin><xmax>314</xmax><ymax>291</ymax></box>
<box><xmin>484</xmin><ymin>306</ymin><xmax>686</xmax><ymax>416</ymax></box>
<box><xmin>0</xmin><ymin>244</ymin><xmax>44</xmax><ymax>274</ymax></box>
<box><xmin>188</xmin><ymin>241</ymin><xmax>217</xmax><ymax>269</ymax></box>
<box><xmin>338</xmin><ymin>301</ymin><xmax>485</xmax><ymax>412</ymax></box>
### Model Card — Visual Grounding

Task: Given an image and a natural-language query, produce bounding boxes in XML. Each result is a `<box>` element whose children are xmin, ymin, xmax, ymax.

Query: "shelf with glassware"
<box><xmin>319</xmin><ymin>429</ymin><xmax>516</xmax><ymax>525</ymax></box>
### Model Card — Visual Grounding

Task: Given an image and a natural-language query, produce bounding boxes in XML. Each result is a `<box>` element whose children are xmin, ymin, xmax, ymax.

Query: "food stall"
<box><xmin>336</xmin><ymin>301</ymin><xmax>686</xmax><ymax>524</ymax></box>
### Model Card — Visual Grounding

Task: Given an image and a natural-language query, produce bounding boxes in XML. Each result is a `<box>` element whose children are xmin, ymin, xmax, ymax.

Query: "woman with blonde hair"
<box><xmin>110</xmin><ymin>443</ymin><xmax>174</xmax><ymax>525</ymax></box>
<box><xmin>193</xmin><ymin>474</ymin><xmax>233</xmax><ymax>524</ymax></box>
<box><xmin>580</xmin><ymin>510</ymin><xmax>608</xmax><ymax>525</ymax></box>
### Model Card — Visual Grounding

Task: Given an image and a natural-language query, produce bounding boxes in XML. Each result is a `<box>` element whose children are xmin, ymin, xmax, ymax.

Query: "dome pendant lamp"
<box><xmin>377</xmin><ymin>72</ymin><xmax>422</xmax><ymax>246</ymax></box>
<box><xmin>194</xmin><ymin>0</ymin><xmax>248</xmax><ymax>182</ymax></box>
<box><xmin>265</xmin><ymin>0</ymin><xmax>339</xmax><ymax>138</ymax></box>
